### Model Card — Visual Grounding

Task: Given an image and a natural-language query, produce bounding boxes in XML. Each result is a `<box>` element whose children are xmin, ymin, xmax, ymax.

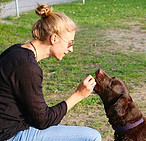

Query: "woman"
<box><xmin>0</xmin><ymin>4</ymin><xmax>101</xmax><ymax>141</ymax></box>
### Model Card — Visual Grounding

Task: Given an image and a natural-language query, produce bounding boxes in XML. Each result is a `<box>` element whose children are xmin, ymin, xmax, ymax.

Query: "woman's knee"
<box><xmin>83</xmin><ymin>127</ymin><xmax>102</xmax><ymax>141</ymax></box>
<box><xmin>92</xmin><ymin>130</ymin><xmax>102</xmax><ymax>141</ymax></box>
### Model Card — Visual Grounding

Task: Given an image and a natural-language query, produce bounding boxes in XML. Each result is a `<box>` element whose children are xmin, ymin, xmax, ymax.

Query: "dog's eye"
<box><xmin>106</xmin><ymin>85</ymin><xmax>111</xmax><ymax>90</ymax></box>
<box><xmin>110</xmin><ymin>80</ymin><xmax>114</xmax><ymax>86</ymax></box>
<box><xmin>111</xmin><ymin>81</ymin><xmax>113</xmax><ymax>86</ymax></box>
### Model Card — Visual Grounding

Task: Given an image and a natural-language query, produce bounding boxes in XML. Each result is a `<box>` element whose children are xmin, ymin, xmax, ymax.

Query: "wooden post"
<box><xmin>15</xmin><ymin>0</ymin><xmax>19</xmax><ymax>17</ymax></box>
<box><xmin>83</xmin><ymin>0</ymin><xmax>85</xmax><ymax>4</ymax></box>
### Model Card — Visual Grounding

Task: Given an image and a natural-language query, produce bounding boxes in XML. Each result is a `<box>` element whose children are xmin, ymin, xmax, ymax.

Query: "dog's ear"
<box><xmin>108</xmin><ymin>97</ymin><xmax>128</xmax><ymax>117</ymax></box>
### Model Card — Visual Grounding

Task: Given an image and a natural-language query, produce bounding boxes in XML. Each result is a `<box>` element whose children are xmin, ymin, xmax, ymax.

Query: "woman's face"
<box><xmin>51</xmin><ymin>31</ymin><xmax>75</xmax><ymax>61</ymax></box>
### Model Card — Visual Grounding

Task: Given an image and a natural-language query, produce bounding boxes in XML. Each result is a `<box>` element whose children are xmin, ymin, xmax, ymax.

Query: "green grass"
<box><xmin>54</xmin><ymin>0</ymin><xmax>146</xmax><ymax>28</ymax></box>
<box><xmin>0</xmin><ymin>23</ymin><xmax>31</xmax><ymax>52</ymax></box>
<box><xmin>2</xmin><ymin>0</ymin><xmax>146</xmax><ymax>28</ymax></box>
<box><xmin>0</xmin><ymin>0</ymin><xmax>146</xmax><ymax>139</ymax></box>
<box><xmin>0</xmin><ymin>0</ymin><xmax>145</xmax><ymax>96</ymax></box>
<box><xmin>0</xmin><ymin>0</ymin><xmax>145</xmax><ymax>97</ymax></box>
<box><xmin>0</xmin><ymin>0</ymin><xmax>13</xmax><ymax>3</ymax></box>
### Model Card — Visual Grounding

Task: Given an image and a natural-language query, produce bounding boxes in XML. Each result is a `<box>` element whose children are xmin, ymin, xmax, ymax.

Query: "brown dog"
<box><xmin>94</xmin><ymin>69</ymin><xmax>146</xmax><ymax>141</ymax></box>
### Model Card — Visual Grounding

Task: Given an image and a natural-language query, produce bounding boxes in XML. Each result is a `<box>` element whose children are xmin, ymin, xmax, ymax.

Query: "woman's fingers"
<box><xmin>83</xmin><ymin>75</ymin><xmax>96</xmax><ymax>88</ymax></box>
<box><xmin>75</xmin><ymin>75</ymin><xmax>96</xmax><ymax>98</ymax></box>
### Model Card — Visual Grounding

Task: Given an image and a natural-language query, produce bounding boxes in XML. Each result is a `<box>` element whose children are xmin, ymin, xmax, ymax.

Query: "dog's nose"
<box><xmin>97</xmin><ymin>69</ymin><xmax>104</xmax><ymax>74</ymax></box>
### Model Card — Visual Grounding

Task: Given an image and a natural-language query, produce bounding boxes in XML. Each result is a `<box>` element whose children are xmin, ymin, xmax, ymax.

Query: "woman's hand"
<box><xmin>65</xmin><ymin>75</ymin><xmax>96</xmax><ymax>112</ymax></box>
<box><xmin>75</xmin><ymin>75</ymin><xmax>96</xmax><ymax>99</ymax></box>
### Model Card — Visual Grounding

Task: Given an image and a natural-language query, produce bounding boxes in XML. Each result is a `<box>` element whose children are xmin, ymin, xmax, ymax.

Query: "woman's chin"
<box><xmin>56</xmin><ymin>57</ymin><xmax>63</xmax><ymax>61</ymax></box>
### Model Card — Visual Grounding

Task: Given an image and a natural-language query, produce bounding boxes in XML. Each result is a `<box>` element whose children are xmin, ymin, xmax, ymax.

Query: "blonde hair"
<box><xmin>32</xmin><ymin>4</ymin><xmax>77</xmax><ymax>41</ymax></box>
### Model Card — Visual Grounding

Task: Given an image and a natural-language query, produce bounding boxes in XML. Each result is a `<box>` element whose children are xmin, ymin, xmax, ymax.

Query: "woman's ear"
<box><xmin>50</xmin><ymin>33</ymin><xmax>58</xmax><ymax>45</ymax></box>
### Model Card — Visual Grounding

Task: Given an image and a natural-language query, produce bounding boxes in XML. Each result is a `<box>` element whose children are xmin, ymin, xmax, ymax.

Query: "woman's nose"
<box><xmin>68</xmin><ymin>46</ymin><xmax>73</xmax><ymax>52</ymax></box>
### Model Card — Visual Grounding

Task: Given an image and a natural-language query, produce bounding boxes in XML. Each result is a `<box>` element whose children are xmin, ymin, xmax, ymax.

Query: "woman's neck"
<box><xmin>22</xmin><ymin>40</ymin><xmax>51</xmax><ymax>62</ymax></box>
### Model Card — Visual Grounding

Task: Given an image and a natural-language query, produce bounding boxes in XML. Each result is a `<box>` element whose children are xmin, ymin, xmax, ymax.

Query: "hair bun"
<box><xmin>35</xmin><ymin>4</ymin><xmax>53</xmax><ymax>18</ymax></box>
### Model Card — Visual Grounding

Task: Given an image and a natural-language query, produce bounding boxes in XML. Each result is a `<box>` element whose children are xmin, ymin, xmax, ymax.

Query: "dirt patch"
<box><xmin>131</xmin><ymin>85</ymin><xmax>146</xmax><ymax>115</ymax></box>
<box><xmin>0</xmin><ymin>19</ymin><xmax>13</xmax><ymax>24</ymax></box>
<box><xmin>103</xmin><ymin>23</ymin><xmax>146</xmax><ymax>53</ymax></box>
<box><xmin>61</xmin><ymin>23</ymin><xmax>146</xmax><ymax>141</ymax></box>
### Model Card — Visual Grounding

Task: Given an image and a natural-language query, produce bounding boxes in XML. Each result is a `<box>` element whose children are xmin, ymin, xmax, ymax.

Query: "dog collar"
<box><xmin>113</xmin><ymin>117</ymin><xmax>144</xmax><ymax>132</ymax></box>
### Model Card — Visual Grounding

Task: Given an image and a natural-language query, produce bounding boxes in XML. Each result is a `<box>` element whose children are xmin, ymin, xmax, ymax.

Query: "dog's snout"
<box><xmin>96</xmin><ymin>69</ymin><xmax>104</xmax><ymax>75</ymax></box>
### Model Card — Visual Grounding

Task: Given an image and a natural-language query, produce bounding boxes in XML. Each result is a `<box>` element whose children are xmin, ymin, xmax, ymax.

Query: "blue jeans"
<box><xmin>7</xmin><ymin>125</ymin><xmax>101</xmax><ymax>141</ymax></box>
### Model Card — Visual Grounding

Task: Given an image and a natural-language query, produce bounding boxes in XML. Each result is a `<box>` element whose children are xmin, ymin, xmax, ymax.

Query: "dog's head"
<box><xmin>94</xmin><ymin>69</ymin><xmax>131</xmax><ymax>117</ymax></box>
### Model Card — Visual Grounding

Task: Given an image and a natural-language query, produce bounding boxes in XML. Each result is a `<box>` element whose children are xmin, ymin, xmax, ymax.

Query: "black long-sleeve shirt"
<box><xmin>0</xmin><ymin>44</ymin><xmax>67</xmax><ymax>140</ymax></box>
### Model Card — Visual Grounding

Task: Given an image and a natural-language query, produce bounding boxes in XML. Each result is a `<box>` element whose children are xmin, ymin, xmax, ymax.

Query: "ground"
<box><xmin>60</xmin><ymin>22</ymin><xmax>146</xmax><ymax>141</ymax></box>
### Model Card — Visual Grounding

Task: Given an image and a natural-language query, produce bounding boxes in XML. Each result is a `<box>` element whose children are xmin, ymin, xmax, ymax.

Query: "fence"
<box><xmin>0</xmin><ymin>0</ymin><xmax>85</xmax><ymax>18</ymax></box>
